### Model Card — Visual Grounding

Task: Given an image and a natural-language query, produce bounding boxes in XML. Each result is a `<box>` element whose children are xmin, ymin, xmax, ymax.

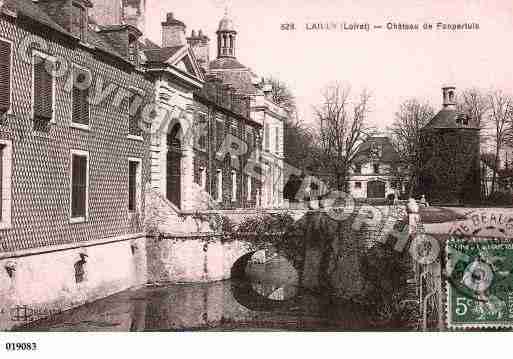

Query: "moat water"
<box><xmin>19</xmin><ymin>256</ymin><xmax>376</xmax><ymax>331</ymax></box>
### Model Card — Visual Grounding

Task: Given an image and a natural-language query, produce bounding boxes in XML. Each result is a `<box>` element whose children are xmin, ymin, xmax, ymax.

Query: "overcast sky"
<box><xmin>145</xmin><ymin>0</ymin><xmax>513</xmax><ymax>131</ymax></box>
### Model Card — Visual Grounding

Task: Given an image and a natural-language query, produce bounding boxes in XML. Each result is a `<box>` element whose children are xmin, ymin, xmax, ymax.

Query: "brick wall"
<box><xmin>0</xmin><ymin>14</ymin><xmax>153</xmax><ymax>252</ymax></box>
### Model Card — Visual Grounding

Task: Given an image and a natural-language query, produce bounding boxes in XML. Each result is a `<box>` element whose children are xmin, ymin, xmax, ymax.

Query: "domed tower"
<box><xmin>216</xmin><ymin>10</ymin><xmax>237</xmax><ymax>58</ymax></box>
<box><xmin>418</xmin><ymin>86</ymin><xmax>481</xmax><ymax>204</ymax></box>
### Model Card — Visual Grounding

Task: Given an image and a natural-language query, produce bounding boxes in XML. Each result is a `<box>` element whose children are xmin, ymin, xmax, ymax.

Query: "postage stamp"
<box><xmin>446</xmin><ymin>237</ymin><xmax>513</xmax><ymax>329</ymax></box>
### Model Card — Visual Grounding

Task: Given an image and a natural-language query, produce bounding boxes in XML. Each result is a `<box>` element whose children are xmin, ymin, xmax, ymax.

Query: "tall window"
<box><xmin>354</xmin><ymin>164</ymin><xmax>362</xmax><ymax>174</ymax></box>
<box><xmin>373</xmin><ymin>164</ymin><xmax>380</xmax><ymax>174</ymax></box>
<box><xmin>128</xmin><ymin>159</ymin><xmax>141</xmax><ymax>212</ymax></box>
<box><xmin>33</xmin><ymin>51</ymin><xmax>55</xmax><ymax>125</ymax></box>
<box><xmin>245</xmin><ymin>125</ymin><xmax>253</xmax><ymax>148</ymax></box>
<box><xmin>197</xmin><ymin>113</ymin><xmax>207</xmax><ymax>151</ymax></box>
<box><xmin>246</xmin><ymin>174</ymin><xmax>252</xmax><ymax>201</ymax></box>
<box><xmin>231</xmin><ymin>170</ymin><xmax>237</xmax><ymax>202</ymax></box>
<box><xmin>200</xmin><ymin>167</ymin><xmax>207</xmax><ymax>190</ymax></box>
<box><xmin>264</xmin><ymin>123</ymin><xmax>270</xmax><ymax>151</ymax></box>
<box><xmin>71</xmin><ymin>151</ymin><xmax>89</xmax><ymax>221</ymax></box>
<box><xmin>216</xmin><ymin>118</ymin><xmax>224</xmax><ymax>149</ymax></box>
<box><xmin>129</xmin><ymin>92</ymin><xmax>142</xmax><ymax>137</ymax></box>
<box><xmin>216</xmin><ymin>169</ymin><xmax>223</xmax><ymax>202</ymax></box>
<box><xmin>72</xmin><ymin>67</ymin><xmax>90</xmax><ymax>127</ymax></box>
<box><xmin>0</xmin><ymin>39</ymin><xmax>12</xmax><ymax>114</ymax></box>
<box><xmin>275</xmin><ymin>126</ymin><xmax>279</xmax><ymax>153</ymax></box>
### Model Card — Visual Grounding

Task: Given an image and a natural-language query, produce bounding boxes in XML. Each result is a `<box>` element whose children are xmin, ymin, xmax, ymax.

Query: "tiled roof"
<box><xmin>424</xmin><ymin>108</ymin><xmax>480</xmax><ymax>130</ymax></box>
<box><xmin>355</xmin><ymin>137</ymin><xmax>400</xmax><ymax>164</ymax></box>
<box><xmin>144</xmin><ymin>46</ymin><xmax>185</xmax><ymax>63</ymax></box>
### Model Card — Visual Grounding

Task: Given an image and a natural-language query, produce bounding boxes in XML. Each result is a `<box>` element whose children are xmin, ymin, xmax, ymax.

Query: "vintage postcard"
<box><xmin>0</xmin><ymin>0</ymin><xmax>512</xmax><ymax>351</ymax></box>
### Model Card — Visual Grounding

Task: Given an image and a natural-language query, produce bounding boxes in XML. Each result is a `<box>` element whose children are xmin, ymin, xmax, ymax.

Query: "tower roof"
<box><xmin>217</xmin><ymin>12</ymin><xmax>235</xmax><ymax>32</ymax></box>
<box><xmin>423</xmin><ymin>108</ymin><xmax>480</xmax><ymax>130</ymax></box>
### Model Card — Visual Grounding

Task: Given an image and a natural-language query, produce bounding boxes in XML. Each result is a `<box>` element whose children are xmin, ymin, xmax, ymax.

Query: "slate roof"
<box><xmin>5</xmin><ymin>0</ymin><xmax>130</xmax><ymax>64</ymax></box>
<box><xmin>139</xmin><ymin>38</ymin><xmax>161</xmax><ymax>50</ymax></box>
<box><xmin>143</xmin><ymin>46</ymin><xmax>184</xmax><ymax>63</ymax></box>
<box><xmin>208</xmin><ymin>69</ymin><xmax>257</xmax><ymax>95</ymax></box>
<box><xmin>210</xmin><ymin>57</ymin><xmax>246</xmax><ymax>70</ymax></box>
<box><xmin>354</xmin><ymin>137</ymin><xmax>400</xmax><ymax>164</ymax></box>
<box><xmin>424</xmin><ymin>108</ymin><xmax>480</xmax><ymax>130</ymax></box>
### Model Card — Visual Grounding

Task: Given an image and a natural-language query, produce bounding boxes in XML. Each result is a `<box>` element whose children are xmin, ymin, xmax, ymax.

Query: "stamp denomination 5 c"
<box><xmin>447</xmin><ymin>238</ymin><xmax>513</xmax><ymax>329</ymax></box>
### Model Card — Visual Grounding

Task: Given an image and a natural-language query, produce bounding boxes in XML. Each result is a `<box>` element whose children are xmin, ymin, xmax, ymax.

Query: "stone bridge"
<box><xmin>145</xmin><ymin>232</ymin><xmax>289</xmax><ymax>284</ymax></box>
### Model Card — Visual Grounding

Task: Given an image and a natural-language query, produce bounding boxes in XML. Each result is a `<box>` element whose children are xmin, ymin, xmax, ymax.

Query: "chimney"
<box><xmin>161</xmin><ymin>12</ymin><xmax>186</xmax><ymax>47</ymax></box>
<box><xmin>39</xmin><ymin>0</ymin><xmax>92</xmax><ymax>38</ymax></box>
<box><xmin>187</xmin><ymin>29</ymin><xmax>210</xmax><ymax>73</ymax></box>
<box><xmin>442</xmin><ymin>85</ymin><xmax>456</xmax><ymax>110</ymax></box>
<box><xmin>88</xmin><ymin>0</ymin><xmax>122</xmax><ymax>26</ymax></box>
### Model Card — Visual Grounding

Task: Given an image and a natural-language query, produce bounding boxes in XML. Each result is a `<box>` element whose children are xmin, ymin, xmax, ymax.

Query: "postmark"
<box><xmin>446</xmin><ymin>237</ymin><xmax>513</xmax><ymax>329</ymax></box>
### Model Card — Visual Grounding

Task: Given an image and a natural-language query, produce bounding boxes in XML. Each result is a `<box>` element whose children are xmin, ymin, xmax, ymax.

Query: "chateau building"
<box><xmin>348</xmin><ymin>137</ymin><xmax>405</xmax><ymax>199</ymax></box>
<box><xmin>0</xmin><ymin>0</ymin><xmax>153</xmax><ymax>327</ymax></box>
<box><xmin>193</xmin><ymin>11</ymin><xmax>287</xmax><ymax>208</ymax></box>
<box><xmin>141</xmin><ymin>13</ymin><xmax>262</xmax><ymax>211</ymax></box>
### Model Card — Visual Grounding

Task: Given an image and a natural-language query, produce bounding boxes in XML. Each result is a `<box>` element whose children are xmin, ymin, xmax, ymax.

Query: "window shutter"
<box><xmin>129</xmin><ymin>94</ymin><xmax>142</xmax><ymax>136</ymax></box>
<box><xmin>0</xmin><ymin>41</ymin><xmax>11</xmax><ymax>113</ymax></box>
<box><xmin>216</xmin><ymin>120</ymin><xmax>223</xmax><ymax>148</ymax></box>
<box><xmin>72</xmin><ymin>72</ymin><xmax>89</xmax><ymax>125</ymax></box>
<box><xmin>128</xmin><ymin>162</ymin><xmax>137</xmax><ymax>211</ymax></box>
<box><xmin>34</xmin><ymin>57</ymin><xmax>53</xmax><ymax>121</ymax></box>
<box><xmin>71</xmin><ymin>155</ymin><xmax>87</xmax><ymax>217</ymax></box>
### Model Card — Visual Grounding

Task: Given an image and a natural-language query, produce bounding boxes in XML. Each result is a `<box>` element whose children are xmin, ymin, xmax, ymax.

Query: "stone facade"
<box><xmin>190</xmin><ymin>11</ymin><xmax>287</xmax><ymax>209</ymax></box>
<box><xmin>192</xmin><ymin>76</ymin><xmax>262</xmax><ymax>209</ymax></box>
<box><xmin>0</xmin><ymin>0</ymin><xmax>154</xmax><ymax>329</ymax></box>
<box><xmin>348</xmin><ymin>137</ymin><xmax>405</xmax><ymax>200</ymax></box>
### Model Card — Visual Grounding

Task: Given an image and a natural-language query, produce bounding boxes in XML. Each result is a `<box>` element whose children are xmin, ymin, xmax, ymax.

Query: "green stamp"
<box><xmin>447</xmin><ymin>238</ymin><xmax>513</xmax><ymax>329</ymax></box>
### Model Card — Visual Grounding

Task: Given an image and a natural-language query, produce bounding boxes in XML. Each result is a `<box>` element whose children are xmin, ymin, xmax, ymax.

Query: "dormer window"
<box><xmin>128</xmin><ymin>34</ymin><xmax>138</xmax><ymax>65</ymax></box>
<box><xmin>71</xmin><ymin>2</ymin><xmax>87</xmax><ymax>41</ymax></box>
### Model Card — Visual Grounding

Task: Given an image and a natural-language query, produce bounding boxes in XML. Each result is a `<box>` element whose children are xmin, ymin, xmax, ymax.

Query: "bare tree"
<box><xmin>487</xmin><ymin>90</ymin><xmax>513</xmax><ymax>193</ymax></box>
<box><xmin>389</xmin><ymin>99</ymin><xmax>435</xmax><ymax>196</ymax></box>
<box><xmin>457</xmin><ymin>88</ymin><xmax>490</xmax><ymax>143</ymax></box>
<box><xmin>262</xmin><ymin>76</ymin><xmax>296</xmax><ymax>116</ymax></box>
<box><xmin>313</xmin><ymin>83</ymin><xmax>374</xmax><ymax>191</ymax></box>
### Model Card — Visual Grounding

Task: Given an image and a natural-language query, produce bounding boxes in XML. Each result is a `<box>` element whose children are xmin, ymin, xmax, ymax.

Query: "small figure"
<box><xmin>420</xmin><ymin>194</ymin><xmax>429</xmax><ymax>207</ymax></box>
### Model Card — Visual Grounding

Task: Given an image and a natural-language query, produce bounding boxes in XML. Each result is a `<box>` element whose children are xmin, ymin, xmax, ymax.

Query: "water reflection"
<box><xmin>17</xmin><ymin>252</ymin><xmax>374</xmax><ymax>331</ymax></box>
<box><xmin>246</xmin><ymin>252</ymin><xmax>299</xmax><ymax>301</ymax></box>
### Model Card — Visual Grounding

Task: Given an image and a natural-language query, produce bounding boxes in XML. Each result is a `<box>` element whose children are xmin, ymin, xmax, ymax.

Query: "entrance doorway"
<box><xmin>367</xmin><ymin>180</ymin><xmax>385</xmax><ymax>198</ymax></box>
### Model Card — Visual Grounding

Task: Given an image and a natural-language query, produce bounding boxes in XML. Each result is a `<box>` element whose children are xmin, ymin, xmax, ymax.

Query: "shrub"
<box><xmin>485</xmin><ymin>192</ymin><xmax>513</xmax><ymax>206</ymax></box>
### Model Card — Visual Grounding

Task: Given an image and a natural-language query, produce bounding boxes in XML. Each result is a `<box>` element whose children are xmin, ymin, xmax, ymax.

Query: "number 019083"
<box><xmin>5</xmin><ymin>342</ymin><xmax>38</xmax><ymax>351</ymax></box>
